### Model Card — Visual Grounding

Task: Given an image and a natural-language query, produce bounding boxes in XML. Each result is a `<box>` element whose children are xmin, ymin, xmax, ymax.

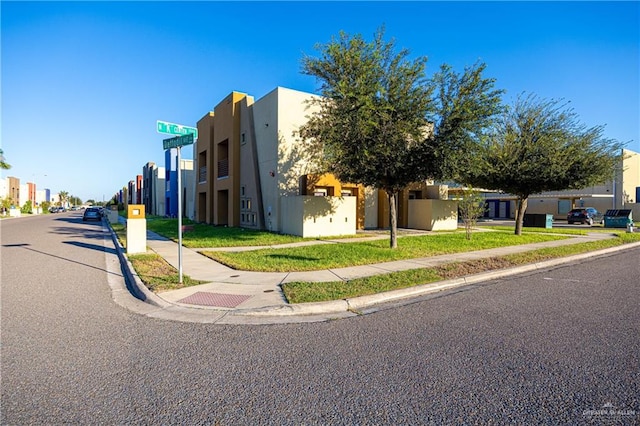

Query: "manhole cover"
<box><xmin>177</xmin><ymin>291</ymin><xmax>251</xmax><ymax>308</ymax></box>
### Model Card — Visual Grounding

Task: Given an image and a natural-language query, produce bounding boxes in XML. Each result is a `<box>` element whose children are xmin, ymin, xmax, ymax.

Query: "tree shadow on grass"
<box><xmin>266</xmin><ymin>254</ymin><xmax>320</xmax><ymax>261</ymax></box>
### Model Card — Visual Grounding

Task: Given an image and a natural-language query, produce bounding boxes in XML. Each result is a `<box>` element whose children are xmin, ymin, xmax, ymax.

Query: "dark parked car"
<box><xmin>567</xmin><ymin>207</ymin><xmax>602</xmax><ymax>225</ymax></box>
<box><xmin>83</xmin><ymin>207</ymin><xmax>102</xmax><ymax>222</ymax></box>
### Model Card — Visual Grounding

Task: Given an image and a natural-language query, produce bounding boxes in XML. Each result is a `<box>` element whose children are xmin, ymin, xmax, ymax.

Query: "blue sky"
<box><xmin>2</xmin><ymin>1</ymin><xmax>638</xmax><ymax>202</ymax></box>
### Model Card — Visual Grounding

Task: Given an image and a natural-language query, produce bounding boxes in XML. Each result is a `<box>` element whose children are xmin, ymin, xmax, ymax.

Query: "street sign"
<box><xmin>163</xmin><ymin>133</ymin><xmax>194</xmax><ymax>150</ymax></box>
<box><xmin>157</xmin><ymin>120</ymin><xmax>198</xmax><ymax>139</ymax></box>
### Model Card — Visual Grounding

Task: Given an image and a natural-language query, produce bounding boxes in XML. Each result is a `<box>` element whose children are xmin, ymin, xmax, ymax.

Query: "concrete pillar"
<box><xmin>126</xmin><ymin>204</ymin><xmax>146</xmax><ymax>254</ymax></box>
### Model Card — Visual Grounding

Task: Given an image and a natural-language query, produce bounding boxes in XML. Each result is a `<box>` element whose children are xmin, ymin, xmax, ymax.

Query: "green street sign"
<box><xmin>157</xmin><ymin>120</ymin><xmax>198</xmax><ymax>139</ymax></box>
<box><xmin>163</xmin><ymin>133</ymin><xmax>194</xmax><ymax>150</ymax></box>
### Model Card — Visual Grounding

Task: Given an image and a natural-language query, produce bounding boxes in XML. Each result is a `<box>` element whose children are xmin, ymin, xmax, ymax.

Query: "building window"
<box><xmin>217</xmin><ymin>158</ymin><xmax>229</xmax><ymax>178</ymax></box>
<box><xmin>313</xmin><ymin>186</ymin><xmax>334</xmax><ymax>196</ymax></box>
<box><xmin>240</xmin><ymin>197</ymin><xmax>253</xmax><ymax>225</ymax></box>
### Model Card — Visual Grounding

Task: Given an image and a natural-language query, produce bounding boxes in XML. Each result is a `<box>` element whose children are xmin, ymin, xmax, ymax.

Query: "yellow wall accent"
<box><xmin>301</xmin><ymin>173</ymin><xmax>365</xmax><ymax>229</ymax></box>
<box><xmin>127</xmin><ymin>204</ymin><xmax>145</xmax><ymax>219</ymax></box>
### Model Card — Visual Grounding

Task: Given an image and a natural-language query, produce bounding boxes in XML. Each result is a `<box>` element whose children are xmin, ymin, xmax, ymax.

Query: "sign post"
<box><xmin>160</xmin><ymin>127</ymin><xmax>196</xmax><ymax>285</ymax></box>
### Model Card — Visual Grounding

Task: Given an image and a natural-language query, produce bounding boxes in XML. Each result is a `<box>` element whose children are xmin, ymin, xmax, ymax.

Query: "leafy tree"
<box><xmin>69</xmin><ymin>195</ymin><xmax>82</xmax><ymax>207</ymax></box>
<box><xmin>41</xmin><ymin>200</ymin><xmax>51</xmax><ymax>213</ymax></box>
<box><xmin>1</xmin><ymin>196</ymin><xmax>12</xmax><ymax>215</ymax></box>
<box><xmin>21</xmin><ymin>200</ymin><xmax>33</xmax><ymax>214</ymax></box>
<box><xmin>458</xmin><ymin>187</ymin><xmax>487</xmax><ymax>240</ymax></box>
<box><xmin>460</xmin><ymin>94</ymin><xmax>625</xmax><ymax>235</ymax></box>
<box><xmin>299</xmin><ymin>28</ymin><xmax>502</xmax><ymax>248</ymax></box>
<box><xmin>0</xmin><ymin>149</ymin><xmax>10</xmax><ymax>170</ymax></box>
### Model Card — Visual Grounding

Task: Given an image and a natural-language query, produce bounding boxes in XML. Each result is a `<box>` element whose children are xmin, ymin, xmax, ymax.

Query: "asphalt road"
<box><xmin>2</xmin><ymin>213</ymin><xmax>638</xmax><ymax>424</ymax></box>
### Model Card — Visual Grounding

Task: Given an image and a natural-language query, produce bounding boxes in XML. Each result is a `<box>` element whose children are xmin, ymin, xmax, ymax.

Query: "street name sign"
<box><xmin>163</xmin><ymin>133</ymin><xmax>194</xmax><ymax>150</ymax></box>
<box><xmin>157</xmin><ymin>120</ymin><xmax>198</xmax><ymax>139</ymax></box>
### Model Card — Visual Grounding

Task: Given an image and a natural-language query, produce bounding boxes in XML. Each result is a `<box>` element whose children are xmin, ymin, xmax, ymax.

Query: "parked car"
<box><xmin>83</xmin><ymin>207</ymin><xmax>102</xmax><ymax>222</ymax></box>
<box><xmin>567</xmin><ymin>207</ymin><xmax>602</xmax><ymax>225</ymax></box>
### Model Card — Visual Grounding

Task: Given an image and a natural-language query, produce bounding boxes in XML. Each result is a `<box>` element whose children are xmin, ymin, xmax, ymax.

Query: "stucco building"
<box><xmin>194</xmin><ymin>87</ymin><xmax>457</xmax><ymax>237</ymax></box>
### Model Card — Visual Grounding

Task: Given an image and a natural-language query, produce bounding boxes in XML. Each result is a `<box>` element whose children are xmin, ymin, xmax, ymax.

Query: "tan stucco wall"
<box><xmin>407</xmin><ymin>199</ymin><xmax>458</xmax><ymax>231</ymax></box>
<box><xmin>280</xmin><ymin>196</ymin><xmax>356</xmax><ymax>237</ymax></box>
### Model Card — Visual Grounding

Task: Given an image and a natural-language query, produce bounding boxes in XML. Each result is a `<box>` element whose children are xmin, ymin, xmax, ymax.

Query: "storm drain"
<box><xmin>177</xmin><ymin>291</ymin><xmax>252</xmax><ymax>308</ymax></box>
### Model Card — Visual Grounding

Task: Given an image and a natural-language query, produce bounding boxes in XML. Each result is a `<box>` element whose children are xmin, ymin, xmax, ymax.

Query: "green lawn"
<box><xmin>145</xmin><ymin>217</ymin><xmax>306</xmax><ymax>248</ymax></box>
<box><xmin>200</xmin><ymin>231</ymin><xmax>570</xmax><ymax>272</ymax></box>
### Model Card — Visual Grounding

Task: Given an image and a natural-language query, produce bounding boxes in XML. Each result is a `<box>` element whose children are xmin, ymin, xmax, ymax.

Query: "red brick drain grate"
<box><xmin>177</xmin><ymin>291</ymin><xmax>252</xmax><ymax>308</ymax></box>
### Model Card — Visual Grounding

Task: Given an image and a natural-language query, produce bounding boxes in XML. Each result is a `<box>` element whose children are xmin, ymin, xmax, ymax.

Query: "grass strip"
<box><xmin>128</xmin><ymin>253</ymin><xmax>208</xmax><ymax>292</ymax></box>
<box><xmin>282</xmin><ymin>233</ymin><xmax>640</xmax><ymax>303</ymax></box>
<box><xmin>201</xmin><ymin>232</ymin><xmax>570</xmax><ymax>272</ymax></box>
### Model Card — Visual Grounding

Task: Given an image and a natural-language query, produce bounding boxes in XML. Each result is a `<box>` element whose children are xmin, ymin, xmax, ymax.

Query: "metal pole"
<box><xmin>177</xmin><ymin>146</ymin><xmax>183</xmax><ymax>284</ymax></box>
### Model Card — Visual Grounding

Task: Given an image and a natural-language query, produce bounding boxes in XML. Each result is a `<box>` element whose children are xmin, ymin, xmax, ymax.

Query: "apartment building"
<box><xmin>194</xmin><ymin>87</ymin><xmax>458</xmax><ymax>236</ymax></box>
<box><xmin>196</xmin><ymin>88</ymin><xmax>359</xmax><ymax>235</ymax></box>
<box><xmin>142</xmin><ymin>162</ymin><xmax>166</xmax><ymax>216</ymax></box>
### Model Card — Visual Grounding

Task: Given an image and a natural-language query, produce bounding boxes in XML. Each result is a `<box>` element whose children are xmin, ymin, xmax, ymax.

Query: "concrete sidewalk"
<box><xmin>109</xmin><ymin>222</ymin><xmax>639</xmax><ymax>324</ymax></box>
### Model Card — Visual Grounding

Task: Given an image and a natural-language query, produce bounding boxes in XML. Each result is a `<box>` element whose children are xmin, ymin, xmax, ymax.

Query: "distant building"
<box><xmin>7</xmin><ymin>176</ymin><xmax>20</xmax><ymax>207</ymax></box>
<box><xmin>142</xmin><ymin>162</ymin><xmax>166</xmax><ymax>216</ymax></box>
<box><xmin>164</xmin><ymin>148</ymin><xmax>194</xmax><ymax>218</ymax></box>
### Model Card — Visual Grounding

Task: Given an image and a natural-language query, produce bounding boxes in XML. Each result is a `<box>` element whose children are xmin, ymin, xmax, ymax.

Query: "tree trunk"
<box><xmin>514</xmin><ymin>197</ymin><xmax>528</xmax><ymax>236</ymax></box>
<box><xmin>388</xmin><ymin>190</ymin><xmax>398</xmax><ymax>249</ymax></box>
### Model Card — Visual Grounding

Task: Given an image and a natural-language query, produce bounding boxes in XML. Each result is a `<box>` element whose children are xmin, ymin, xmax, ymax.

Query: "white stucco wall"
<box><xmin>280</xmin><ymin>196</ymin><xmax>356</xmax><ymax>237</ymax></box>
<box><xmin>253</xmin><ymin>86</ymin><xmax>320</xmax><ymax>233</ymax></box>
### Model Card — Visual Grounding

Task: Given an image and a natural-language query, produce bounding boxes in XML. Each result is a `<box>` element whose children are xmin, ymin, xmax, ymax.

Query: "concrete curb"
<box><xmin>231</xmin><ymin>241</ymin><xmax>640</xmax><ymax>317</ymax></box>
<box><xmin>107</xmin><ymin>219</ymin><xmax>640</xmax><ymax>322</ymax></box>
<box><xmin>108</xmin><ymin>219</ymin><xmax>172</xmax><ymax>309</ymax></box>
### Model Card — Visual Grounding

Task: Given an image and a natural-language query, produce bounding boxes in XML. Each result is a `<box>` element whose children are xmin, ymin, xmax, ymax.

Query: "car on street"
<box><xmin>82</xmin><ymin>207</ymin><xmax>102</xmax><ymax>222</ymax></box>
<box><xmin>567</xmin><ymin>207</ymin><xmax>602</xmax><ymax>225</ymax></box>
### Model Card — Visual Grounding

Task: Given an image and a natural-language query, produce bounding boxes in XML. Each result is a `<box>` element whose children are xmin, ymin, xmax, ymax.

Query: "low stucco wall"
<box><xmin>407</xmin><ymin>199</ymin><xmax>458</xmax><ymax>231</ymax></box>
<box><xmin>280</xmin><ymin>196</ymin><xmax>357</xmax><ymax>237</ymax></box>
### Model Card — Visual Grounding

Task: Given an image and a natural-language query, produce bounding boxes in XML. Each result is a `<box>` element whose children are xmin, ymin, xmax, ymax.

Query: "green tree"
<box><xmin>21</xmin><ymin>200</ymin><xmax>33</xmax><ymax>214</ymax></box>
<box><xmin>458</xmin><ymin>187</ymin><xmax>487</xmax><ymax>240</ymax></box>
<box><xmin>1</xmin><ymin>196</ymin><xmax>12</xmax><ymax>215</ymax></box>
<box><xmin>461</xmin><ymin>94</ymin><xmax>625</xmax><ymax>235</ymax></box>
<box><xmin>299</xmin><ymin>28</ymin><xmax>502</xmax><ymax>248</ymax></box>
<box><xmin>41</xmin><ymin>200</ymin><xmax>51</xmax><ymax>213</ymax></box>
<box><xmin>69</xmin><ymin>195</ymin><xmax>82</xmax><ymax>207</ymax></box>
<box><xmin>0</xmin><ymin>149</ymin><xmax>11</xmax><ymax>170</ymax></box>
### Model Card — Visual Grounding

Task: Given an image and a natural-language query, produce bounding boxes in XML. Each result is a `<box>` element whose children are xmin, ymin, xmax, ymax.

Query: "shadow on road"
<box><xmin>1</xmin><ymin>243</ymin><xmax>122</xmax><ymax>277</ymax></box>
<box><xmin>63</xmin><ymin>240</ymin><xmax>116</xmax><ymax>255</ymax></box>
